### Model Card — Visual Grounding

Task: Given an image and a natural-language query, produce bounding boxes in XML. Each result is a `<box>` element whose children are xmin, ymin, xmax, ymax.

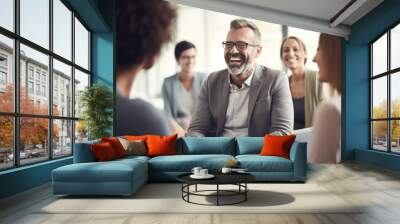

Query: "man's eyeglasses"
<box><xmin>222</xmin><ymin>41</ymin><xmax>259</xmax><ymax>51</ymax></box>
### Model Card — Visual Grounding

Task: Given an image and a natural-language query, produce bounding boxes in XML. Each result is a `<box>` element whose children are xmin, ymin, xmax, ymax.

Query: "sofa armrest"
<box><xmin>73</xmin><ymin>140</ymin><xmax>100</xmax><ymax>163</ymax></box>
<box><xmin>289</xmin><ymin>141</ymin><xmax>307</xmax><ymax>181</ymax></box>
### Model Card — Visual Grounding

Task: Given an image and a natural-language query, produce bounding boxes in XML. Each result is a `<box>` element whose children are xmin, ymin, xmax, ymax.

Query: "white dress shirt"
<box><xmin>222</xmin><ymin>69</ymin><xmax>255</xmax><ymax>137</ymax></box>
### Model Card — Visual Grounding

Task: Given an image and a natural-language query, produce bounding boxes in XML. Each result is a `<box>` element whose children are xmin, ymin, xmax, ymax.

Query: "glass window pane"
<box><xmin>391</xmin><ymin>72</ymin><xmax>400</xmax><ymax>118</ymax></box>
<box><xmin>75</xmin><ymin>120</ymin><xmax>88</xmax><ymax>143</ymax></box>
<box><xmin>391</xmin><ymin>120</ymin><xmax>400</xmax><ymax>153</ymax></box>
<box><xmin>74</xmin><ymin>69</ymin><xmax>89</xmax><ymax>118</ymax></box>
<box><xmin>0</xmin><ymin>0</ymin><xmax>14</xmax><ymax>31</ymax></box>
<box><xmin>53</xmin><ymin>0</ymin><xmax>72</xmax><ymax>60</ymax></box>
<box><xmin>258</xmin><ymin>22</ymin><xmax>282</xmax><ymax>70</ymax></box>
<box><xmin>53</xmin><ymin>59</ymin><xmax>72</xmax><ymax>117</ymax></box>
<box><xmin>20</xmin><ymin>0</ymin><xmax>49</xmax><ymax>49</ymax></box>
<box><xmin>372</xmin><ymin>33</ymin><xmax>387</xmax><ymax>76</ymax></box>
<box><xmin>20</xmin><ymin>117</ymin><xmax>49</xmax><ymax>165</ymax></box>
<box><xmin>372</xmin><ymin>121</ymin><xmax>388</xmax><ymax>151</ymax></box>
<box><xmin>372</xmin><ymin>77</ymin><xmax>387</xmax><ymax>119</ymax></box>
<box><xmin>0</xmin><ymin>116</ymin><xmax>14</xmax><ymax>170</ymax></box>
<box><xmin>0</xmin><ymin>34</ymin><xmax>14</xmax><ymax>112</ymax></box>
<box><xmin>20</xmin><ymin>44</ymin><xmax>49</xmax><ymax>115</ymax></box>
<box><xmin>74</xmin><ymin>18</ymin><xmax>89</xmax><ymax>70</ymax></box>
<box><xmin>391</xmin><ymin>24</ymin><xmax>400</xmax><ymax>70</ymax></box>
<box><xmin>53</xmin><ymin>119</ymin><xmax>72</xmax><ymax>158</ymax></box>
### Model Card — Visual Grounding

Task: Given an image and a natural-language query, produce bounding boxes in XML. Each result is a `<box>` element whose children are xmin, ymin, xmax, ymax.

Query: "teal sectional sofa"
<box><xmin>52</xmin><ymin>137</ymin><xmax>307</xmax><ymax>196</ymax></box>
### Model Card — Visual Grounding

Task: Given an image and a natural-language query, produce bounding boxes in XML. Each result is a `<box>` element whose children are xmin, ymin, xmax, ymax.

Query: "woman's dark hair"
<box><xmin>174</xmin><ymin>41</ymin><xmax>196</xmax><ymax>61</ymax></box>
<box><xmin>319</xmin><ymin>33</ymin><xmax>342</xmax><ymax>93</ymax></box>
<box><xmin>117</xmin><ymin>0</ymin><xmax>176</xmax><ymax>71</ymax></box>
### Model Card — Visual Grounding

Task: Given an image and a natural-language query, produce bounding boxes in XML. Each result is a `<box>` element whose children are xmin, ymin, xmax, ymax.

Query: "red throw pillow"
<box><xmin>146</xmin><ymin>134</ymin><xmax>177</xmax><ymax>157</ymax></box>
<box><xmin>259</xmin><ymin>134</ymin><xmax>296</xmax><ymax>159</ymax></box>
<box><xmin>101</xmin><ymin>137</ymin><xmax>127</xmax><ymax>158</ymax></box>
<box><xmin>91</xmin><ymin>142</ymin><xmax>117</xmax><ymax>161</ymax></box>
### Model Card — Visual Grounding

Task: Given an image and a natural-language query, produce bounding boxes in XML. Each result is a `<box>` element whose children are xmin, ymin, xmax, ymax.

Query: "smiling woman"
<box><xmin>280</xmin><ymin>36</ymin><xmax>327</xmax><ymax>129</ymax></box>
<box><xmin>162</xmin><ymin>41</ymin><xmax>206</xmax><ymax>135</ymax></box>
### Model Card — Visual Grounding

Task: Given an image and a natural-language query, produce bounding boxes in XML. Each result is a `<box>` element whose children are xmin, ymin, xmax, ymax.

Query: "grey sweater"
<box><xmin>115</xmin><ymin>94</ymin><xmax>171</xmax><ymax>136</ymax></box>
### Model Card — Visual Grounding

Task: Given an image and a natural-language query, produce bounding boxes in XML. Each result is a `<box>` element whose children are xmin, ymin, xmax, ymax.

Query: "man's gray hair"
<box><xmin>230</xmin><ymin>19</ymin><xmax>261</xmax><ymax>44</ymax></box>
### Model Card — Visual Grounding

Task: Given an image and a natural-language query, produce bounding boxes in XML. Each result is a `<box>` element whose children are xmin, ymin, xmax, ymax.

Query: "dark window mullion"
<box><xmin>372</xmin><ymin>118</ymin><xmax>400</xmax><ymax>122</ymax></box>
<box><xmin>74</xmin><ymin>64</ymin><xmax>90</xmax><ymax>74</ymax></box>
<box><xmin>88</xmin><ymin>31</ymin><xmax>91</xmax><ymax>75</ymax></box>
<box><xmin>14</xmin><ymin>0</ymin><xmax>20</xmax><ymax>167</ymax></box>
<box><xmin>370</xmin><ymin>45</ymin><xmax>373</xmax><ymax>149</ymax></box>
<box><xmin>371</xmin><ymin>67</ymin><xmax>400</xmax><ymax>78</ymax></box>
<box><xmin>49</xmin><ymin>0</ymin><xmax>53</xmax><ymax>160</ymax></box>
<box><xmin>71</xmin><ymin>10</ymin><xmax>76</xmax><ymax>155</ymax></box>
<box><xmin>387</xmin><ymin>30</ymin><xmax>391</xmax><ymax>152</ymax></box>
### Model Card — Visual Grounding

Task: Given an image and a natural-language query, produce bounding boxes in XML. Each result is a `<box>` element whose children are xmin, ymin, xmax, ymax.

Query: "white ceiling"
<box><xmin>168</xmin><ymin>0</ymin><xmax>384</xmax><ymax>37</ymax></box>
<box><xmin>226</xmin><ymin>0</ymin><xmax>352</xmax><ymax>23</ymax></box>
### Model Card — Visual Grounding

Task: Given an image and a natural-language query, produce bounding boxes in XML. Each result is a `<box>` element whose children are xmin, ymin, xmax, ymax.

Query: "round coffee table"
<box><xmin>177</xmin><ymin>173</ymin><xmax>255</xmax><ymax>206</ymax></box>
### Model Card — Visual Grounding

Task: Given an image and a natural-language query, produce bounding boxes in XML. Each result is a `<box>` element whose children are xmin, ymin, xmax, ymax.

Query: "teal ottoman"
<box><xmin>52</xmin><ymin>156</ymin><xmax>148</xmax><ymax>196</ymax></box>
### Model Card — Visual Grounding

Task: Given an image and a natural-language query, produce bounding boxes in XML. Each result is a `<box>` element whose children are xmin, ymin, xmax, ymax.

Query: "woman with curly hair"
<box><xmin>116</xmin><ymin>0</ymin><xmax>176</xmax><ymax>136</ymax></box>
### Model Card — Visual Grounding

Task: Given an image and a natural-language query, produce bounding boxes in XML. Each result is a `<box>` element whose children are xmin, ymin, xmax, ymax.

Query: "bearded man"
<box><xmin>187</xmin><ymin>19</ymin><xmax>293</xmax><ymax>137</ymax></box>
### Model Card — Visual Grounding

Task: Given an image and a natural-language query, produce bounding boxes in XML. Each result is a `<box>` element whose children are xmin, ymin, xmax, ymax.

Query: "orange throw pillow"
<box><xmin>124</xmin><ymin>135</ymin><xmax>148</xmax><ymax>141</ymax></box>
<box><xmin>146</xmin><ymin>134</ymin><xmax>177</xmax><ymax>157</ymax></box>
<box><xmin>101</xmin><ymin>137</ymin><xmax>127</xmax><ymax>158</ymax></box>
<box><xmin>259</xmin><ymin>134</ymin><xmax>296</xmax><ymax>159</ymax></box>
<box><xmin>91</xmin><ymin>142</ymin><xmax>117</xmax><ymax>161</ymax></box>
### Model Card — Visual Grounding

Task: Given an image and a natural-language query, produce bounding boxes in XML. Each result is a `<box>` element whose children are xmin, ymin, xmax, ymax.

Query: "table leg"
<box><xmin>195</xmin><ymin>184</ymin><xmax>197</xmax><ymax>192</ymax></box>
<box><xmin>187</xmin><ymin>184</ymin><xmax>190</xmax><ymax>202</ymax></box>
<box><xmin>245</xmin><ymin>183</ymin><xmax>247</xmax><ymax>201</ymax></box>
<box><xmin>181</xmin><ymin>184</ymin><xmax>183</xmax><ymax>199</ymax></box>
<box><xmin>217</xmin><ymin>184</ymin><xmax>219</xmax><ymax>206</ymax></box>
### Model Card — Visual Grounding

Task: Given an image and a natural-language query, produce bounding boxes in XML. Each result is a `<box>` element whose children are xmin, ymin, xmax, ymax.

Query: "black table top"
<box><xmin>177</xmin><ymin>172</ymin><xmax>255</xmax><ymax>185</ymax></box>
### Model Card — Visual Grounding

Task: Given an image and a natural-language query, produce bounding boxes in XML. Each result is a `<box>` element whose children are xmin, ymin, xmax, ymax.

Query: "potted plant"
<box><xmin>79</xmin><ymin>84</ymin><xmax>113</xmax><ymax>140</ymax></box>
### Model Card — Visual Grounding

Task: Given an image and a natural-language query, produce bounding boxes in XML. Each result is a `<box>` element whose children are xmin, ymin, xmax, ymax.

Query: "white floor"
<box><xmin>1</xmin><ymin>162</ymin><xmax>400</xmax><ymax>224</ymax></box>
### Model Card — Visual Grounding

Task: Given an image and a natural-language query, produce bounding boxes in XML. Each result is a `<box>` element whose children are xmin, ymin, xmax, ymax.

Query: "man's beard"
<box><xmin>225</xmin><ymin>53</ymin><xmax>249</xmax><ymax>76</ymax></box>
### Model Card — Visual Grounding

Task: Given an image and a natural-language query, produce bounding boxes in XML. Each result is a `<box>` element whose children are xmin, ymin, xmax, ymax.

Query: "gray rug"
<box><xmin>38</xmin><ymin>183</ymin><xmax>362</xmax><ymax>214</ymax></box>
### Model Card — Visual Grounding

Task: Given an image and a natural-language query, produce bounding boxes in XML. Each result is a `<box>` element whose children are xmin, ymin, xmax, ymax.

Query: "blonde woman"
<box><xmin>280</xmin><ymin>36</ymin><xmax>327</xmax><ymax>129</ymax></box>
<box><xmin>309</xmin><ymin>33</ymin><xmax>342</xmax><ymax>163</ymax></box>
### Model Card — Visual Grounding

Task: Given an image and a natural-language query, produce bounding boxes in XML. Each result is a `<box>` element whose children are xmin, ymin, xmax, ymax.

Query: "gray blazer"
<box><xmin>187</xmin><ymin>64</ymin><xmax>293</xmax><ymax>137</ymax></box>
<box><xmin>162</xmin><ymin>72</ymin><xmax>206</xmax><ymax>119</ymax></box>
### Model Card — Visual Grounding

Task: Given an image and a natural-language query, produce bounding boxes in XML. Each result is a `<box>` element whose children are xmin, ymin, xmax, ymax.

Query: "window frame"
<box><xmin>0</xmin><ymin>0</ymin><xmax>92</xmax><ymax>171</ymax></box>
<box><xmin>370</xmin><ymin>20</ymin><xmax>400</xmax><ymax>154</ymax></box>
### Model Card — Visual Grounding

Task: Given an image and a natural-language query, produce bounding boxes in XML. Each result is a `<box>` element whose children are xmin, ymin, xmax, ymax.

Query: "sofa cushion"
<box><xmin>236</xmin><ymin>137</ymin><xmax>263</xmax><ymax>155</ymax></box>
<box><xmin>148</xmin><ymin>154</ymin><xmax>235</xmax><ymax>172</ymax></box>
<box><xmin>74</xmin><ymin>140</ymin><xmax>100</xmax><ymax>163</ymax></box>
<box><xmin>236</xmin><ymin>155</ymin><xmax>293</xmax><ymax>172</ymax></box>
<box><xmin>115</xmin><ymin>155</ymin><xmax>150</xmax><ymax>163</ymax></box>
<box><xmin>178</xmin><ymin>137</ymin><xmax>235</xmax><ymax>155</ymax></box>
<box><xmin>53</xmin><ymin>158</ymin><xmax>147</xmax><ymax>183</ymax></box>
